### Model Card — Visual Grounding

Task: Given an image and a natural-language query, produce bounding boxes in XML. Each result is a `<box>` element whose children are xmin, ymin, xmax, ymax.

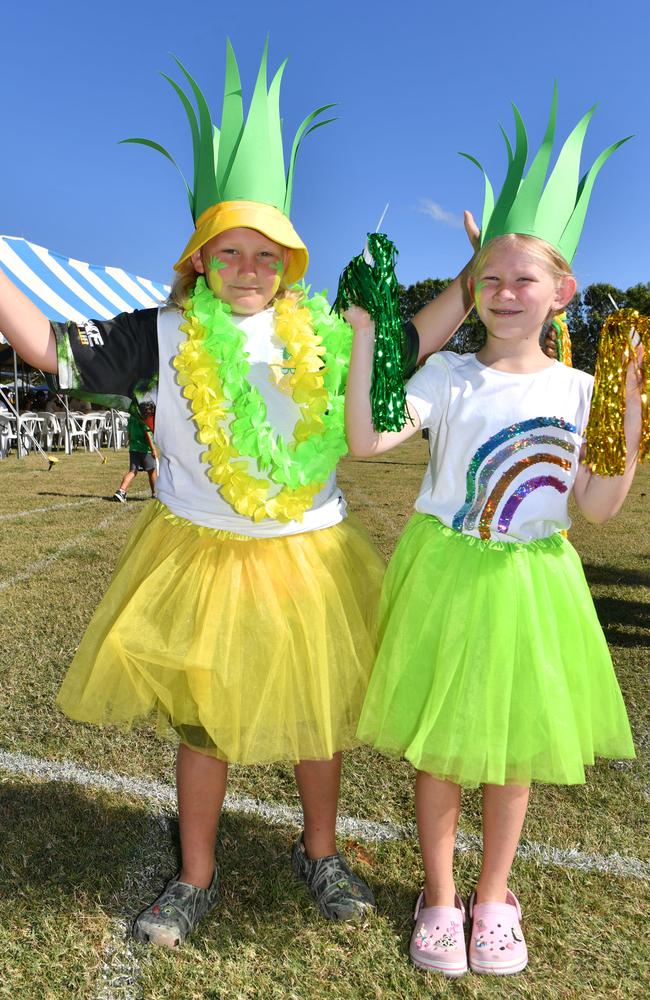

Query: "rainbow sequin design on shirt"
<box><xmin>452</xmin><ymin>417</ymin><xmax>578</xmax><ymax>540</ymax></box>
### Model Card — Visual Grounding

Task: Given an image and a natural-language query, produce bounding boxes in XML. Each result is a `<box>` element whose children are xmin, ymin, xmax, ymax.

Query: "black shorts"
<box><xmin>129</xmin><ymin>450</ymin><xmax>156</xmax><ymax>472</ymax></box>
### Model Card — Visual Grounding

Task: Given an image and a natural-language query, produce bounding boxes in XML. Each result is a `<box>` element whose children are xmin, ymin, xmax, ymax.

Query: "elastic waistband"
<box><xmin>154</xmin><ymin>499</ymin><xmax>255</xmax><ymax>541</ymax></box>
<box><xmin>410</xmin><ymin>512</ymin><xmax>567</xmax><ymax>553</ymax></box>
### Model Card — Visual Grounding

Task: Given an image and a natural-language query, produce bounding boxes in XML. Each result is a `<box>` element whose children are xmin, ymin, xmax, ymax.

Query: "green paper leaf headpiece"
<box><xmin>122</xmin><ymin>39</ymin><xmax>335</xmax><ymax>220</ymax></box>
<box><xmin>460</xmin><ymin>85</ymin><xmax>631</xmax><ymax>263</ymax></box>
<box><xmin>122</xmin><ymin>38</ymin><xmax>336</xmax><ymax>281</ymax></box>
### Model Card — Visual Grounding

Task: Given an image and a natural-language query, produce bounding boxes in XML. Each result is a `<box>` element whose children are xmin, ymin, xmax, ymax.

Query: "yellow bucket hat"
<box><xmin>174</xmin><ymin>200</ymin><xmax>308</xmax><ymax>285</ymax></box>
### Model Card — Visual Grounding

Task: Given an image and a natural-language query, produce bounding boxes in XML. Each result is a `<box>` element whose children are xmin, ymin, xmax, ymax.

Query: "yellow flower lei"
<box><xmin>173</xmin><ymin>281</ymin><xmax>349</xmax><ymax>523</ymax></box>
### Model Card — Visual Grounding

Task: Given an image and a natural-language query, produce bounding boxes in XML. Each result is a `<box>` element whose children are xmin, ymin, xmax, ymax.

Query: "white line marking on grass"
<box><xmin>2</xmin><ymin>749</ymin><xmax>648</xmax><ymax>881</ymax></box>
<box><xmin>98</xmin><ymin>814</ymin><xmax>175</xmax><ymax>1000</ymax></box>
<box><xmin>0</xmin><ymin>488</ymin><xmax>152</xmax><ymax>523</ymax></box>
<box><xmin>0</xmin><ymin>497</ymin><xmax>147</xmax><ymax>592</ymax></box>
<box><xmin>98</xmin><ymin>923</ymin><xmax>143</xmax><ymax>1000</ymax></box>
<box><xmin>0</xmin><ymin>498</ymin><xmax>101</xmax><ymax>521</ymax></box>
<box><xmin>0</xmin><ymin>749</ymin><xmax>177</xmax><ymax>810</ymax></box>
<box><xmin>0</xmin><ymin>509</ymin><xmax>126</xmax><ymax>592</ymax></box>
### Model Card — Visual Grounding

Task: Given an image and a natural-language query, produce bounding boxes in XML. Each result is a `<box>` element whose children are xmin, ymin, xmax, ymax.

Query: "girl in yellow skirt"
<box><xmin>344</xmin><ymin>91</ymin><xmax>639</xmax><ymax>977</ymax></box>
<box><xmin>0</xmin><ymin>41</ymin><xmax>472</xmax><ymax>947</ymax></box>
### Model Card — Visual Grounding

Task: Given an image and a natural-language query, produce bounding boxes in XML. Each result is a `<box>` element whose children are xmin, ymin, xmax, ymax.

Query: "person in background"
<box><xmin>114</xmin><ymin>401</ymin><xmax>158</xmax><ymax>502</ymax></box>
<box><xmin>45</xmin><ymin>392</ymin><xmax>65</xmax><ymax>413</ymax></box>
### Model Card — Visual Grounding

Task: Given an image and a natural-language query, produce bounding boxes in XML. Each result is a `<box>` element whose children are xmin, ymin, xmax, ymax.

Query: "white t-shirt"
<box><xmin>406</xmin><ymin>352</ymin><xmax>593</xmax><ymax>543</ymax></box>
<box><xmin>154</xmin><ymin>306</ymin><xmax>346</xmax><ymax>537</ymax></box>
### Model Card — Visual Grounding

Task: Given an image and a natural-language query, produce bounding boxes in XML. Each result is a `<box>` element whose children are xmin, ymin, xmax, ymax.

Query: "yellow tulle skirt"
<box><xmin>57</xmin><ymin>501</ymin><xmax>385</xmax><ymax>764</ymax></box>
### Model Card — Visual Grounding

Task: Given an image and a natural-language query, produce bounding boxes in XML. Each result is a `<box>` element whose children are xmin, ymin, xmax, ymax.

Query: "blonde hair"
<box><xmin>469</xmin><ymin>233</ymin><xmax>576</xmax><ymax>323</ymax></box>
<box><xmin>470</xmin><ymin>233</ymin><xmax>574</xmax><ymax>280</ymax></box>
<box><xmin>169</xmin><ymin>259</ymin><xmax>199</xmax><ymax>310</ymax></box>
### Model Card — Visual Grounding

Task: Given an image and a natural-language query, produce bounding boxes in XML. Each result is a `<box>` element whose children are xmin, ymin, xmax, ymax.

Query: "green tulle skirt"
<box><xmin>357</xmin><ymin>514</ymin><xmax>634</xmax><ymax>787</ymax></box>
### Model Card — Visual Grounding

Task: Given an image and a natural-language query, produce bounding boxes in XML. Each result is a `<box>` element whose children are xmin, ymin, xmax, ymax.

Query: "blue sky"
<box><xmin>2</xmin><ymin>0</ymin><xmax>648</xmax><ymax>300</ymax></box>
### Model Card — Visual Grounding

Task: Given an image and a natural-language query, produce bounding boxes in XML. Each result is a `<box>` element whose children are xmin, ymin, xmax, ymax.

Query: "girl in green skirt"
<box><xmin>344</xmin><ymin>93</ymin><xmax>640</xmax><ymax>977</ymax></box>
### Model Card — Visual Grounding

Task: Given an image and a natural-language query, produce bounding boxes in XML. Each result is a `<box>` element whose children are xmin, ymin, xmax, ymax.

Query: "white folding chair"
<box><xmin>97</xmin><ymin>411</ymin><xmax>113</xmax><ymax>447</ymax></box>
<box><xmin>114</xmin><ymin>411</ymin><xmax>129</xmax><ymax>449</ymax></box>
<box><xmin>62</xmin><ymin>412</ymin><xmax>86</xmax><ymax>451</ymax></box>
<box><xmin>80</xmin><ymin>413</ymin><xmax>104</xmax><ymax>452</ymax></box>
<box><xmin>37</xmin><ymin>411</ymin><xmax>64</xmax><ymax>450</ymax></box>
<box><xmin>18</xmin><ymin>412</ymin><xmax>43</xmax><ymax>452</ymax></box>
<box><xmin>0</xmin><ymin>413</ymin><xmax>16</xmax><ymax>458</ymax></box>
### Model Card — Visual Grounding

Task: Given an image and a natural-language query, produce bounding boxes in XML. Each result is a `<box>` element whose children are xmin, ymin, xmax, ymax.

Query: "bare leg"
<box><xmin>176</xmin><ymin>744</ymin><xmax>228</xmax><ymax>888</ymax></box>
<box><xmin>416</xmin><ymin>772</ymin><xmax>462</xmax><ymax>907</ymax></box>
<box><xmin>118</xmin><ymin>469</ymin><xmax>137</xmax><ymax>493</ymax></box>
<box><xmin>147</xmin><ymin>467</ymin><xmax>157</xmax><ymax>496</ymax></box>
<box><xmin>475</xmin><ymin>784</ymin><xmax>530</xmax><ymax>903</ymax></box>
<box><xmin>294</xmin><ymin>753</ymin><xmax>341</xmax><ymax>858</ymax></box>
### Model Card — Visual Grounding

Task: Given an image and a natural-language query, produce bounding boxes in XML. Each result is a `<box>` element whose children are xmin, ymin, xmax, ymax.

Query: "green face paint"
<box><xmin>269</xmin><ymin>257</ymin><xmax>284</xmax><ymax>297</ymax></box>
<box><xmin>206</xmin><ymin>255</ymin><xmax>227</xmax><ymax>297</ymax></box>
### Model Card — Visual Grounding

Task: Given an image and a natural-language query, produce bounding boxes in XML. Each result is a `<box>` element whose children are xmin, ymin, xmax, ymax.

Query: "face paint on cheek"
<box><xmin>474</xmin><ymin>280</ymin><xmax>484</xmax><ymax>310</ymax></box>
<box><xmin>206</xmin><ymin>256</ymin><xmax>227</xmax><ymax>296</ymax></box>
<box><xmin>270</xmin><ymin>258</ymin><xmax>284</xmax><ymax>297</ymax></box>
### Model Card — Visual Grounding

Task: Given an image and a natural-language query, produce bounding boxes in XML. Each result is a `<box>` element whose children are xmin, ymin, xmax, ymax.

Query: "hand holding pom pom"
<box><xmin>584</xmin><ymin>309</ymin><xmax>649</xmax><ymax>475</ymax></box>
<box><xmin>343</xmin><ymin>305</ymin><xmax>375</xmax><ymax>338</ymax></box>
<box><xmin>333</xmin><ymin>232</ymin><xmax>409</xmax><ymax>432</ymax></box>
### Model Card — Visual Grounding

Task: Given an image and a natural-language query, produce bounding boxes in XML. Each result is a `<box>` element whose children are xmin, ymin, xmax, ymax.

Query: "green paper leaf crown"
<box><xmin>122</xmin><ymin>38</ymin><xmax>336</xmax><ymax>222</ymax></box>
<box><xmin>460</xmin><ymin>84</ymin><xmax>631</xmax><ymax>263</ymax></box>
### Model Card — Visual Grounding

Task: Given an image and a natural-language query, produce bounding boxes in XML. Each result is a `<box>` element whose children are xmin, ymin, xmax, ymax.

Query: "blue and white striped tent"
<box><xmin>0</xmin><ymin>235</ymin><xmax>170</xmax><ymax>336</ymax></box>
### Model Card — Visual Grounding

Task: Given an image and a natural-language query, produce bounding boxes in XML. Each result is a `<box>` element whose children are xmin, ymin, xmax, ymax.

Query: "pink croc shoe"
<box><xmin>409</xmin><ymin>890</ymin><xmax>467</xmax><ymax>978</ymax></box>
<box><xmin>468</xmin><ymin>889</ymin><xmax>528</xmax><ymax>975</ymax></box>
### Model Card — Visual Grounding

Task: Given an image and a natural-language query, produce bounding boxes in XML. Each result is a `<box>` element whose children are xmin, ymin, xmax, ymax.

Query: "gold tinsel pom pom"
<box><xmin>584</xmin><ymin>308</ymin><xmax>649</xmax><ymax>476</ymax></box>
<box><xmin>551</xmin><ymin>312</ymin><xmax>572</xmax><ymax>366</ymax></box>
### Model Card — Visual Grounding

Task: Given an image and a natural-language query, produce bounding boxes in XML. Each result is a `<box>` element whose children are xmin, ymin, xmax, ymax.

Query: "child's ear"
<box><xmin>191</xmin><ymin>249</ymin><xmax>206</xmax><ymax>275</ymax></box>
<box><xmin>554</xmin><ymin>275</ymin><xmax>577</xmax><ymax>310</ymax></box>
<box><xmin>468</xmin><ymin>275</ymin><xmax>477</xmax><ymax>302</ymax></box>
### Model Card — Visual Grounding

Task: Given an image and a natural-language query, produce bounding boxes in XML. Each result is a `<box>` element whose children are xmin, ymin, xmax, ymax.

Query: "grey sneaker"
<box><xmin>291</xmin><ymin>833</ymin><xmax>376</xmax><ymax>922</ymax></box>
<box><xmin>113</xmin><ymin>489</ymin><xmax>127</xmax><ymax>503</ymax></box>
<box><xmin>132</xmin><ymin>868</ymin><xmax>219</xmax><ymax>948</ymax></box>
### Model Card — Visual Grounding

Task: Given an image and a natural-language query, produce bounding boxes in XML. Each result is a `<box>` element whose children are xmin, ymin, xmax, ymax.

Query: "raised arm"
<box><xmin>411</xmin><ymin>210</ymin><xmax>478</xmax><ymax>361</ymax></box>
<box><xmin>573</xmin><ymin>351</ymin><xmax>644</xmax><ymax>522</ymax></box>
<box><xmin>345</xmin><ymin>306</ymin><xmax>422</xmax><ymax>457</ymax></box>
<box><xmin>0</xmin><ymin>269</ymin><xmax>57</xmax><ymax>371</ymax></box>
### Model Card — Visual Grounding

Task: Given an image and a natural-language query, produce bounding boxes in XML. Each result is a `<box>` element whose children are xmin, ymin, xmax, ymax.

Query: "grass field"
<box><xmin>0</xmin><ymin>444</ymin><xmax>648</xmax><ymax>999</ymax></box>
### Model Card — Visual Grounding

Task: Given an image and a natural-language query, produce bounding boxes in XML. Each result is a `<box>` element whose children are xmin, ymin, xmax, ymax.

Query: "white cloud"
<box><xmin>418</xmin><ymin>198</ymin><xmax>463</xmax><ymax>229</ymax></box>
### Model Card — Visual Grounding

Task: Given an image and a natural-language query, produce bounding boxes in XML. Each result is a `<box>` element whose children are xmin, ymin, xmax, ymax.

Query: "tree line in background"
<box><xmin>399</xmin><ymin>279</ymin><xmax>650</xmax><ymax>373</ymax></box>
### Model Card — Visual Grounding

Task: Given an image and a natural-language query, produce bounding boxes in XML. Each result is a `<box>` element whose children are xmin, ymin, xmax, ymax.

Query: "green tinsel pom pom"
<box><xmin>333</xmin><ymin>233</ymin><xmax>410</xmax><ymax>432</ymax></box>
